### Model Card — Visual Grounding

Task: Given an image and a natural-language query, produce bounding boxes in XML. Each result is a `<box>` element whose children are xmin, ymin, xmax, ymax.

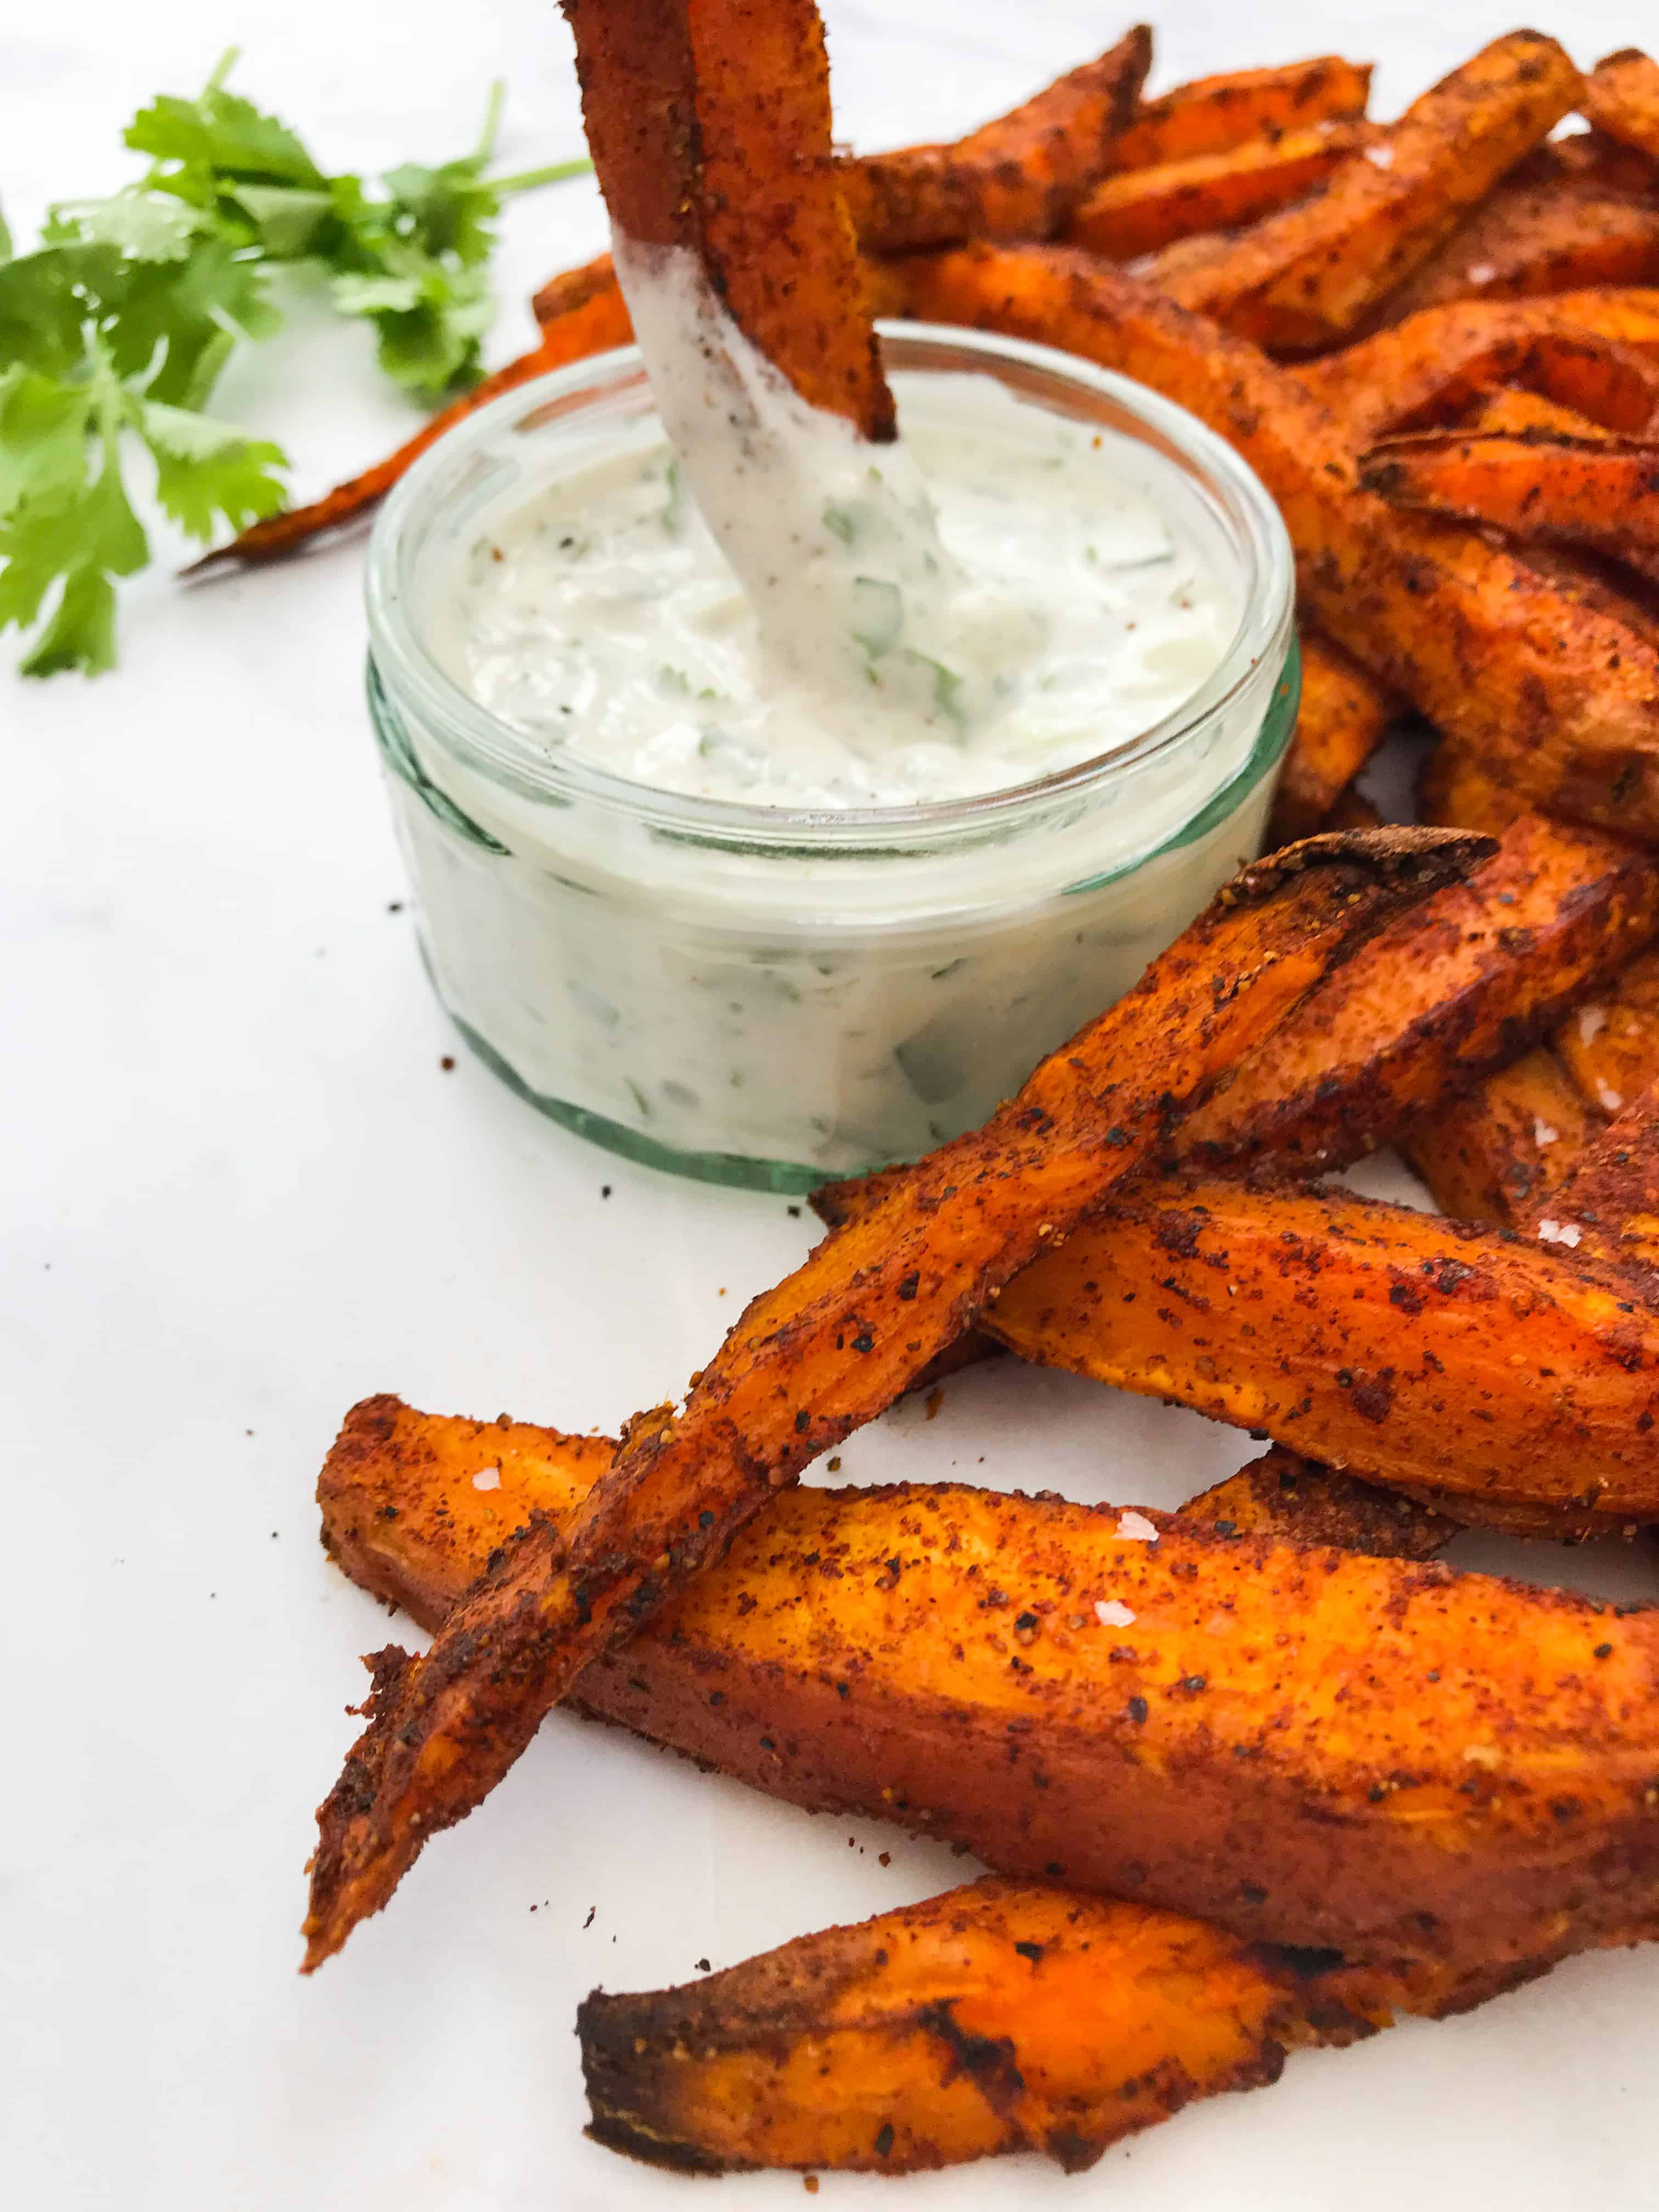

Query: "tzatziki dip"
<box><xmin>368</xmin><ymin>321</ymin><xmax>1295</xmax><ymax>1188</ymax></box>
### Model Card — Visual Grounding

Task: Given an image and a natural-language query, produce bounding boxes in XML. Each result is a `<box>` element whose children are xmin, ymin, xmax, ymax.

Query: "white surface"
<box><xmin>6</xmin><ymin>7</ymin><xmax>1659</xmax><ymax>2208</ymax></box>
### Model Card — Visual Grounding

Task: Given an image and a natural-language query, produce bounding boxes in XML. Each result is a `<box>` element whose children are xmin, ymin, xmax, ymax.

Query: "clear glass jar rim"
<box><xmin>365</xmin><ymin>321</ymin><xmax>1295</xmax><ymax>851</ymax></box>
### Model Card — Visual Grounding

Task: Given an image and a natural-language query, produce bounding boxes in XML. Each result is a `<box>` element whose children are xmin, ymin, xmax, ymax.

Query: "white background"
<box><xmin>8</xmin><ymin>5</ymin><xmax>1659</xmax><ymax>2207</ymax></box>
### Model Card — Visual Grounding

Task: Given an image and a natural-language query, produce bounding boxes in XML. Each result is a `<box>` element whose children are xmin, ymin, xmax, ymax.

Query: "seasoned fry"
<box><xmin>1181</xmin><ymin>1446</ymin><xmax>1455</xmax><ymax>1559</ymax></box>
<box><xmin>1066</xmin><ymin>123</ymin><xmax>1369</xmax><ymax>261</ymax></box>
<box><xmin>560</xmin><ymin>0</ymin><xmax>890</xmax><ymax>436</ymax></box>
<box><xmin>578</xmin><ymin>1878</ymin><xmax>1533</xmax><ymax>2176</ymax></box>
<box><xmin>1267</xmin><ymin>628</ymin><xmax>1404</xmax><ymax>843</ymax></box>
<box><xmin>302</xmin><ymin>832</ymin><xmax>1485</xmax><ymax>1969</ymax></box>
<box><xmin>1527</xmin><ymin>126</ymin><xmax>1659</xmax><ymax>198</ymax></box>
<box><xmin>184</xmin><ymin>257</ymin><xmax>631</xmax><ymax>573</ymax></box>
<box><xmin>1141</xmin><ymin>33</ymin><xmax>1581</xmax><ymax>353</ymax></box>
<box><xmin>1105</xmin><ymin>57</ymin><xmax>1373</xmax><ymax>174</ymax></box>
<box><xmin>1556</xmin><ymin>945</ymin><xmax>1659</xmax><ymax>1119</ymax></box>
<box><xmin>980</xmin><ymin>1173</ymin><xmax>1659</xmax><ymax>1530</ymax></box>
<box><xmin>810</xmin><ymin>813</ymin><xmax>1659</xmax><ymax>1190</ymax></box>
<box><xmin>895</xmin><ymin>247</ymin><xmax>1659</xmax><ymax>833</ymax></box>
<box><xmin>1531</xmin><ymin>1077</ymin><xmax>1659</xmax><ymax>1287</ymax></box>
<box><xmin>837</xmin><ymin>28</ymin><xmax>1152</xmax><ymax>253</ymax></box>
<box><xmin>1302</xmin><ymin>291</ymin><xmax>1659</xmax><ymax>441</ymax></box>
<box><xmin>1405</xmin><ymin>1047</ymin><xmax>1599</xmax><ymax>1226</ymax></box>
<box><xmin>1461</xmin><ymin>386</ymin><xmax>1624</xmax><ymax>440</ymax></box>
<box><xmin>1584</xmin><ymin>49</ymin><xmax>1659</xmax><ymax>167</ymax></box>
<box><xmin>1376</xmin><ymin>184</ymin><xmax>1659</xmax><ymax>323</ymax></box>
<box><xmin>320</xmin><ymin>1416</ymin><xmax>1659</xmax><ymax>1970</ymax></box>
<box><xmin>1359</xmin><ymin>428</ymin><xmax>1659</xmax><ymax>552</ymax></box>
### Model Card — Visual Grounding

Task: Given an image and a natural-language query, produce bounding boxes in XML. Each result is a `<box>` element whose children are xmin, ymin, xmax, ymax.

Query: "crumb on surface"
<box><xmin>440</xmin><ymin>1055</ymin><xmax>456</xmax><ymax>1071</ymax></box>
<box><xmin>924</xmin><ymin>1386</ymin><xmax>945</xmax><ymax>1420</ymax></box>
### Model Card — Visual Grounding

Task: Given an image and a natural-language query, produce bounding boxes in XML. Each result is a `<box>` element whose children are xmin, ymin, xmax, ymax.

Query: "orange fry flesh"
<box><xmin>299</xmin><ymin>833</ymin><xmax>1486</xmax><ymax>1971</ymax></box>
<box><xmin>1378</xmin><ymin>182</ymin><xmax>1659</xmax><ymax>323</ymax></box>
<box><xmin>1584</xmin><ymin>49</ymin><xmax>1659</xmax><ymax>166</ymax></box>
<box><xmin>560</xmin><ymin>0</ymin><xmax>891</xmax><ymax>436</ymax></box>
<box><xmin>319</xmin><ymin>1406</ymin><xmax>1659</xmax><ymax>1972</ymax></box>
<box><xmin>578</xmin><ymin>1877</ymin><xmax>1520</xmax><ymax>2176</ymax></box>
<box><xmin>839</xmin><ymin>27</ymin><xmax>1152</xmax><ymax>253</ymax></box>
<box><xmin>1106</xmin><ymin>56</ymin><xmax>1373</xmax><ymax>174</ymax></box>
<box><xmin>1556</xmin><ymin>946</ymin><xmax>1659</xmax><ymax>1121</ymax></box>
<box><xmin>1406</xmin><ymin>1046</ymin><xmax>1601</xmax><ymax>1228</ymax></box>
<box><xmin>1066</xmin><ymin>122</ymin><xmax>1368</xmax><ymax>261</ymax></box>
<box><xmin>1268</xmin><ymin>628</ymin><xmax>1404</xmax><ymax>842</ymax></box>
<box><xmin>1532</xmin><ymin>1076</ymin><xmax>1659</xmax><ymax>1286</ymax></box>
<box><xmin>895</xmin><ymin>246</ymin><xmax>1659</xmax><ymax>836</ymax></box>
<box><xmin>1361</xmin><ymin>430</ymin><xmax>1659</xmax><ymax>552</ymax></box>
<box><xmin>1142</xmin><ymin>32</ymin><xmax>1582</xmax><ymax>352</ymax></box>
<box><xmin>1301</xmin><ymin>290</ymin><xmax>1659</xmax><ymax>441</ymax></box>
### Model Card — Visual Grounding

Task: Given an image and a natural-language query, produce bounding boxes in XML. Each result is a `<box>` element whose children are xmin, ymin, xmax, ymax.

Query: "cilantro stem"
<box><xmin>475</xmin><ymin>79</ymin><xmax>507</xmax><ymax>165</ymax></box>
<box><xmin>488</xmin><ymin>155</ymin><xmax>593</xmax><ymax>196</ymax></box>
<box><xmin>204</xmin><ymin>46</ymin><xmax>240</xmax><ymax>96</ymax></box>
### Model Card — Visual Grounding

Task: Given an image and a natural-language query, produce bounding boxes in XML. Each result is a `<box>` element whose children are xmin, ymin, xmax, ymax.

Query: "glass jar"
<box><xmin>365</xmin><ymin>326</ymin><xmax>1297</xmax><ymax>1193</ymax></box>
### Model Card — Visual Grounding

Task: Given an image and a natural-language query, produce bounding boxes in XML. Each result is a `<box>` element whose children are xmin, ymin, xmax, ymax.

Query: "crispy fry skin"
<box><xmin>1378</xmin><ymin>184</ymin><xmax>1659</xmax><ymax>324</ymax></box>
<box><xmin>300</xmin><ymin>833</ymin><xmax>1487</xmax><ymax>1969</ymax></box>
<box><xmin>1556</xmin><ymin>945</ymin><xmax>1659</xmax><ymax>1118</ymax></box>
<box><xmin>980</xmin><ymin>1175</ymin><xmax>1659</xmax><ymax>1528</ymax></box>
<box><xmin>1531</xmin><ymin>127</ymin><xmax>1659</xmax><ymax>198</ymax></box>
<box><xmin>1141</xmin><ymin>33</ymin><xmax>1581</xmax><ymax>353</ymax></box>
<box><xmin>1462</xmin><ymin>387</ymin><xmax>1626</xmax><ymax>439</ymax></box>
<box><xmin>560</xmin><ymin>0</ymin><xmax>891</xmax><ymax>436</ymax></box>
<box><xmin>1405</xmin><ymin>1048</ymin><xmax>1600</xmax><ymax>1227</ymax></box>
<box><xmin>1523</xmin><ymin>1077</ymin><xmax>1659</xmax><ymax>1282</ymax></box>
<box><xmin>1066</xmin><ymin>123</ymin><xmax>1368</xmax><ymax>261</ymax></box>
<box><xmin>838</xmin><ymin>29</ymin><xmax>1152</xmax><ymax>253</ymax></box>
<box><xmin>183</xmin><ymin>259</ymin><xmax>631</xmax><ymax>574</ymax></box>
<box><xmin>321</xmin><ymin>1436</ymin><xmax>1659</xmax><ymax>1969</ymax></box>
<box><xmin>1361</xmin><ymin>430</ymin><xmax>1659</xmax><ymax>552</ymax></box>
<box><xmin>1182</xmin><ymin>1446</ymin><xmax>1455</xmax><ymax>1560</ymax></box>
<box><xmin>578</xmin><ymin>1878</ymin><xmax>1513</xmax><ymax>2176</ymax></box>
<box><xmin>895</xmin><ymin>247</ymin><xmax>1659</xmax><ymax>835</ymax></box>
<box><xmin>1584</xmin><ymin>49</ymin><xmax>1659</xmax><ymax>167</ymax></box>
<box><xmin>1106</xmin><ymin>57</ymin><xmax>1373</xmax><ymax>174</ymax></box>
<box><xmin>1302</xmin><ymin>291</ymin><xmax>1659</xmax><ymax>441</ymax></box>
<box><xmin>1268</xmin><ymin>629</ymin><xmax>1404</xmax><ymax>843</ymax></box>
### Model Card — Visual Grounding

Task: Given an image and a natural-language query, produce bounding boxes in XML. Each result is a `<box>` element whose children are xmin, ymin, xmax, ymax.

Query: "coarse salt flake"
<box><xmin>1598</xmin><ymin>1082</ymin><xmax>1624</xmax><ymax>1114</ymax></box>
<box><xmin>1096</xmin><ymin>1599</ymin><xmax>1137</xmax><ymax>1628</ymax></box>
<box><xmin>1364</xmin><ymin>142</ymin><xmax>1395</xmax><ymax>168</ymax></box>
<box><xmin>472</xmin><ymin>1466</ymin><xmax>502</xmax><ymax>1491</ymax></box>
<box><xmin>1115</xmin><ymin>1510</ymin><xmax>1160</xmax><ymax>1542</ymax></box>
<box><xmin>1536</xmin><ymin>1220</ymin><xmax>1582</xmax><ymax>1249</ymax></box>
<box><xmin>1532</xmin><ymin>1119</ymin><xmax>1558</xmax><ymax>1148</ymax></box>
<box><xmin>1464</xmin><ymin>261</ymin><xmax>1496</xmax><ymax>284</ymax></box>
<box><xmin>1578</xmin><ymin>1004</ymin><xmax>1609</xmax><ymax>1045</ymax></box>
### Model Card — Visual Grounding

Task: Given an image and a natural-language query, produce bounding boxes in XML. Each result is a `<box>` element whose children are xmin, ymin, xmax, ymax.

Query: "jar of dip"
<box><xmin>365</xmin><ymin>325</ymin><xmax>1296</xmax><ymax>1192</ymax></box>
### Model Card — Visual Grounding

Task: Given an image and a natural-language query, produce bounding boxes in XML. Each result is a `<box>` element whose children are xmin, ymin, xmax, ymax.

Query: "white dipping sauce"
<box><xmin>434</xmin><ymin>246</ymin><xmax>1233</xmax><ymax>810</ymax></box>
<box><xmin>376</xmin><ymin>285</ymin><xmax>1293</xmax><ymax>1181</ymax></box>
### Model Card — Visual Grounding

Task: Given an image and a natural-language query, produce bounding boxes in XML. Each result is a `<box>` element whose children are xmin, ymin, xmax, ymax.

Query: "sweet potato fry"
<box><xmin>184</xmin><ymin>257</ymin><xmax>631</xmax><ymax>574</ymax></box>
<box><xmin>1140</xmin><ymin>33</ymin><xmax>1581</xmax><ymax>353</ymax></box>
<box><xmin>1531</xmin><ymin>1078</ymin><xmax>1659</xmax><ymax>1288</ymax></box>
<box><xmin>578</xmin><ymin>1878</ymin><xmax>1534</xmax><ymax>2176</ymax></box>
<box><xmin>1302</xmin><ymin>291</ymin><xmax>1659</xmax><ymax>441</ymax></box>
<box><xmin>1359</xmin><ymin>428</ymin><xmax>1659</xmax><ymax>552</ymax></box>
<box><xmin>1181</xmin><ymin>1446</ymin><xmax>1455</xmax><ymax>1560</ymax></box>
<box><xmin>895</xmin><ymin>247</ymin><xmax>1659</xmax><ymax>833</ymax></box>
<box><xmin>1106</xmin><ymin>57</ymin><xmax>1373</xmax><ymax>174</ymax></box>
<box><xmin>1415</xmin><ymin>738</ymin><xmax>1527</xmax><ymax>835</ymax></box>
<box><xmin>837</xmin><ymin>27</ymin><xmax>1152</xmax><ymax>253</ymax></box>
<box><xmin>319</xmin><ymin>1410</ymin><xmax>1659</xmax><ymax>1970</ymax></box>
<box><xmin>980</xmin><ymin>1173</ymin><xmax>1659</xmax><ymax>1530</ymax></box>
<box><xmin>1376</xmin><ymin>184</ymin><xmax>1659</xmax><ymax>324</ymax></box>
<box><xmin>1267</xmin><ymin>628</ymin><xmax>1406</xmax><ymax>843</ymax></box>
<box><xmin>1584</xmin><ymin>49</ymin><xmax>1659</xmax><ymax>168</ymax></box>
<box><xmin>1556</xmin><ymin>946</ymin><xmax>1659</xmax><ymax>1119</ymax></box>
<box><xmin>560</xmin><ymin>0</ymin><xmax>889</xmax><ymax>436</ymax></box>
<box><xmin>1404</xmin><ymin>1047</ymin><xmax>1599</xmax><ymax>1227</ymax></box>
<box><xmin>1460</xmin><ymin>386</ymin><xmax>1623</xmax><ymax>440</ymax></box>
<box><xmin>1066</xmin><ymin>122</ymin><xmax>1369</xmax><ymax>261</ymax></box>
<box><xmin>1527</xmin><ymin>126</ymin><xmax>1659</xmax><ymax>199</ymax></box>
<box><xmin>301</xmin><ymin>831</ymin><xmax>1485</xmax><ymax>1970</ymax></box>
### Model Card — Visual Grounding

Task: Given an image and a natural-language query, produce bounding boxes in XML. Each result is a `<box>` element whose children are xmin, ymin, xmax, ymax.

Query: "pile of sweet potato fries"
<box><xmin>286</xmin><ymin>10</ymin><xmax>1659</xmax><ymax>2180</ymax></box>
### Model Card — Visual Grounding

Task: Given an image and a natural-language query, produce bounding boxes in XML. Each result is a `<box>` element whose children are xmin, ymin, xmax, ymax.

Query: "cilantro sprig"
<box><xmin>0</xmin><ymin>51</ymin><xmax>589</xmax><ymax>676</ymax></box>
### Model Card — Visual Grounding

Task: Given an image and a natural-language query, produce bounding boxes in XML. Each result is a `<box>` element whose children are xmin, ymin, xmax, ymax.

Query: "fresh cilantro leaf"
<box><xmin>137</xmin><ymin>400</ymin><xmax>286</xmax><ymax>538</ymax></box>
<box><xmin>45</xmin><ymin>193</ymin><xmax>210</xmax><ymax>263</ymax></box>
<box><xmin>0</xmin><ymin>366</ymin><xmax>93</xmax><ymax>510</ymax></box>
<box><xmin>0</xmin><ymin>246</ymin><xmax>100</xmax><ymax>379</ymax></box>
<box><xmin>125</xmin><ymin>88</ymin><xmax>325</xmax><ymax>191</ymax></box>
<box><xmin>99</xmin><ymin>240</ymin><xmax>279</xmax><ymax>403</ymax></box>
<box><xmin>0</xmin><ymin>413</ymin><xmax>149</xmax><ymax>675</ymax></box>
<box><xmin>226</xmin><ymin>183</ymin><xmax>335</xmax><ymax>258</ymax></box>
<box><xmin>20</xmin><ymin>567</ymin><xmax>121</xmax><ymax>678</ymax></box>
